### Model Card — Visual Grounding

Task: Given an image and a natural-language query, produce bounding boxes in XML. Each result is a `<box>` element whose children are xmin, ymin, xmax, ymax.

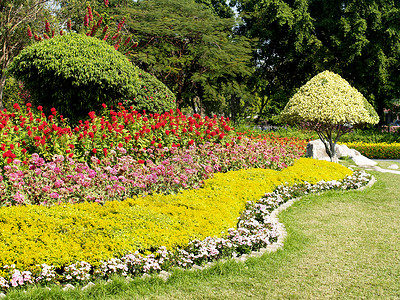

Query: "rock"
<box><xmin>306</xmin><ymin>140</ymin><xmax>331</xmax><ymax>161</ymax></box>
<box><xmin>351</xmin><ymin>155</ymin><xmax>377</xmax><ymax>167</ymax></box>
<box><xmin>306</xmin><ymin>139</ymin><xmax>377</xmax><ymax>167</ymax></box>
<box><xmin>192</xmin><ymin>264</ymin><xmax>203</xmax><ymax>270</ymax></box>
<box><xmin>63</xmin><ymin>284</ymin><xmax>75</xmax><ymax>291</ymax></box>
<box><xmin>81</xmin><ymin>282</ymin><xmax>95</xmax><ymax>291</ymax></box>
<box><xmin>158</xmin><ymin>270</ymin><xmax>171</xmax><ymax>281</ymax></box>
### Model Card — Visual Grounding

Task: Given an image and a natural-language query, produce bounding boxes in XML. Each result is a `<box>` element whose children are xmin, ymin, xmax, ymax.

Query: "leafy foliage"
<box><xmin>0</xmin><ymin>0</ymin><xmax>51</xmax><ymax>109</ymax></box>
<box><xmin>121</xmin><ymin>0</ymin><xmax>254</xmax><ymax>115</ymax></box>
<box><xmin>233</xmin><ymin>0</ymin><xmax>400</xmax><ymax>119</ymax></box>
<box><xmin>280</xmin><ymin>70</ymin><xmax>378</xmax><ymax>161</ymax></box>
<box><xmin>8</xmin><ymin>33</ymin><xmax>175</xmax><ymax>122</ymax></box>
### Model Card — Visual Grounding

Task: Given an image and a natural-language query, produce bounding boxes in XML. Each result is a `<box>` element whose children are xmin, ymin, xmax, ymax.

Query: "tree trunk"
<box><xmin>0</xmin><ymin>73</ymin><xmax>6</xmax><ymax>111</ymax></box>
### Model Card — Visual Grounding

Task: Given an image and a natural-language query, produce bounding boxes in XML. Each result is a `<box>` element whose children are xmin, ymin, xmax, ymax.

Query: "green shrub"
<box><xmin>8</xmin><ymin>33</ymin><xmax>175</xmax><ymax>123</ymax></box>
<box><xmin>1</xmin><ymin>77</ymin><xmax>25</xmax><ymax>111</ymax></box>
<box><xmin>121</xmin><ymin>70</ymin><xmax>176</xmax><ymax>113</ymax></box>
<box><xmin>341</xmin><ymin>141</ymin><xmax>400</xmax><ymax>159</ymax></box>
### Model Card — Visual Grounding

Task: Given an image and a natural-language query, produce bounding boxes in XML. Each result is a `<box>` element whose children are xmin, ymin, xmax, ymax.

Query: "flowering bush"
<box><xmin>341</xmin><ymin>141</ymin><xmax>400</xmax><ymax>159</ymax></box>
<box><xmin>0</xmin><ymin>162</ymin><xmax>371</xmax><ymax>291</ymax></box>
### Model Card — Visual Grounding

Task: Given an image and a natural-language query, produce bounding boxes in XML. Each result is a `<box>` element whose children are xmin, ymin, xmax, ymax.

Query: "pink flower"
<box><xmin>49</xmin><ymin>192</ymin><xmax>60</xmax><ymax>199</ymax></box>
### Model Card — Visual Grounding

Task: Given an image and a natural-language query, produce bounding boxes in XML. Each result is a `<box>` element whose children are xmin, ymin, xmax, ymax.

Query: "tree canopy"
<box><xmin>119</xmin><ymin>0</ymin><xmax>255</xmax><ymax>116</ymax></box>
<box><xmin>233</xmin><ymin>0</ymin><xmax>400</xmax><ymax>120</ymax></box>
<box><xmin>0</xmin><ymin>0</ymin><xmax>52</xmax><ymax>109</ymax></box>
<box><xmin>280</xmin><ymin>70</ymin><xmax>379</xmax><ymax>161</ymax></box>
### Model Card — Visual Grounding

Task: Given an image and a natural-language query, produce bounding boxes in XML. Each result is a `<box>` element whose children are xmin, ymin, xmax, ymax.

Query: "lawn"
<box><xmin>4</xmin><ymin>170</ymin><xmax>399</xmax><ymax>299</ymax></box>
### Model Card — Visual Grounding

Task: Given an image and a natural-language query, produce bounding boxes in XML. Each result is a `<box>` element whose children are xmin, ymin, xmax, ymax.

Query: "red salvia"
<box><xmin>45</xmin><ymin>20</ymin><xmax>51</xmax><ymax>33</ymax></box>
<box><xmin>27</xmin><ymin>26</ymin><xmax>32</xmax><ymax>38</ymax></box>
<box><xmin>84</xmin><ymin>14</ymin><xmax>89</xmax><ymax>27</ymax></box>
<box><xmin>123</xmin><ymin>36</ymin><xmax>131</xmax><ymax>46</ymax></box>
<box><xmin>112</xmin><ymin>33</ymin><xmax>119</xmax><ymax>40</ymax></box>
<box><xmin>117</xmin><ymin>18</ymin><xmax>125</xmax><ymax>31</ymax></box>
<box><xmin>97</xmin><ymin>17</ymin><xmax>103</xmax><ymax>28</ymax></box>
<box><xmin>67</xmin><ymin>19</ymin><xmax>72</xmax><ymax>30</ymax></box>
<box><xmin>87</xmin><ymin>5</ymin><xmax>93</xmax><ymax>21</ymax></box>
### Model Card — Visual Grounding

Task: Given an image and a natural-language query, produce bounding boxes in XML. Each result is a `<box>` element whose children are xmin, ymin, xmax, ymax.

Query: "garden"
<box><xmin>0</xmin><ymin>57</ymin><xmax>384</xmax><ymax>297</ymax></box>
<box><xmin>1</xmin><ymin>1</ymin><xmax>400</xmax><ymax>298</ymax></box>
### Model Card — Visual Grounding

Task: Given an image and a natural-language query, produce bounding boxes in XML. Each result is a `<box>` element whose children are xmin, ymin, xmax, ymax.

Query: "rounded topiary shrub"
<box><xmin>8</xmin><ymin>32</ymin><xmax>176</xmax><ymax>122</ymax></box>
<box><xmin>124</xmin><ymin>70</ymin><xmax>176</xmax><ymax>113</ymax></box>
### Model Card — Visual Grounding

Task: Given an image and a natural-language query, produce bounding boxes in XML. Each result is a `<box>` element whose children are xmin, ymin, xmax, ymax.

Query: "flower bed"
<box><xmin>341</xmin><ymin>141</ymin><xmax>400</xmax><ymax>159</ymax></box>
<box><xmin>0</xmin><ymin>104</ymin><xmax>307</xmax><ymax>206</ymax></box>
<box><xmin>0</xmin><ymin>103</ymin><xmax>307</xmax><ymax>166</ymax></box>
<box><xmin>0</xmin><ymin>159</ymin><xmax>371</xmax><ymax>291</ymax></box>
<box><xmin>0</xmin><ymin>137</ymin><xmax>306</xmax><ymax>206</ymax></box>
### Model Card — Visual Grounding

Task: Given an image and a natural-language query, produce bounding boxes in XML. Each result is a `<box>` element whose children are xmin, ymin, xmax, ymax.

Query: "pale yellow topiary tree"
<box><xmin>280</xmin><ymin>70</ymin><xmax>379</xmax><ymax>162</ymax></box>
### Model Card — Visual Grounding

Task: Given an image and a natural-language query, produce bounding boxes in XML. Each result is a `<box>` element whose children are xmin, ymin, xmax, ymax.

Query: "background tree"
<box><xmin>0</xmin><ymin>0</ymin><xmax>51</xmax><ymax>109</ymax></box>
<box><xmin>280</xmin><ymin>70</ymin><xmax>379</xmax><ymax>162</ymax></box>
<box><xmin>233</xmin><ymin>0</ymin><xmax>400</xmax><ymax>121</ymax></box>
<box><xmin>119</xmin><ymin>0</ymin><xmax>255</xmax><ymax>116</ymax></box>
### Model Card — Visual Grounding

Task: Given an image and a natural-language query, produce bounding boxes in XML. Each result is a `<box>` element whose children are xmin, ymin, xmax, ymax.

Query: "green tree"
<box><xmin>196</xmin><ymin>0</ymin><xmax>235</xmax><ymax>18</ymax></box>
<box><xmin>280</xmin><ymin>70</ymin><xmax>379</xmax><ymax>162</ymax></box>
<box><xmin>121</xmin><ymin>0</ymin><xmax>254</xmax><ymax>116</ymax></box>
<box><xmin>0</xmin><ymin>0</ymin><xmax>51</xmax><ymax>109</ymax></box>
<box><xmin>233</xmin><ymin>0</ymin><xmax>400</xmax><ymax>120</ymax></box>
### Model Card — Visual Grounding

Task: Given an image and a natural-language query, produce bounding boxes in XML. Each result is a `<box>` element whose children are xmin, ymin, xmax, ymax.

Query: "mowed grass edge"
<box><xmin>4</xmin><ymin>170</ymin><xmax>400</xmax><ymax>299</ymax></box>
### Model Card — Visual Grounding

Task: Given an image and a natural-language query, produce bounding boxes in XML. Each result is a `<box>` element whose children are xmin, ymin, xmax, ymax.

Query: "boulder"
<box><xmin>306</xmin><ymin>139</ymin><xmax>377</xmax><ymax>167</ymax></box>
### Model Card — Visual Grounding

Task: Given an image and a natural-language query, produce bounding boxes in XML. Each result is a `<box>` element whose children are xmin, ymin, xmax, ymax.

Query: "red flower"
<box><xmin>87</xmin><ymin>4</ymin><xmax>93</xmax><ymax>21</ymax></box>
<box><xmin>84</xmin><ymin>14</ymin><xmax>89</xmax><ymax>27</ymax></box>
<box><xmin>13</xmin><ymin>103</ymin><xmax>20</xmax><ymax>111</ymax></box>
<box><xmin>37</xmin><ymin>106</ymin><xmax>43</xmax><ymax>111</ymax></box>
<box><xmin>92</xmin><ymin>148</ymin><xmax>97</xmax><ymax>154</ymax></box>
<box><xmin>27</xmin><ymin>26</ymin><xmax>32</xmax><ymax>38</ymax></box>
<box><xmin>138</xmin><ymin>159</ymin><xmax>145</xmax><ymax>164</ymax></box>
<box><xmin>45</xmin><ymin>20</ymin><xmax>51</xmax><ymax>33</ymax></box>
<box><xmin>188</xmin><ymin>139</ymin><xmax>194</xmax><ymax>145</ymax></box>
<box><xmin>158</xmin><ymin>143</ymin><xmax>162</xmax><ymax>148</ymax></box>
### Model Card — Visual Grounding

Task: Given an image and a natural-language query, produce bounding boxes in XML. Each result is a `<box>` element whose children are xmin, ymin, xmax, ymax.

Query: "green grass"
<box><xmin>4</xmin><ymin>170</ymin><xmax>400</xmax><ymax>299</ymax></box>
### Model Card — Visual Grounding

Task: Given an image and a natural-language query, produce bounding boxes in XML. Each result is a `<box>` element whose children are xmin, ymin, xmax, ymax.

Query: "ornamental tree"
<box><xmin>280</xmin><ymin>70</ymin><xmax>379</xmax><ymax>162</ymax></box>
<box><xmin>8</xmin><ymin>32</ymin><xmax>175</xmax><ymax>123</ymax></box>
